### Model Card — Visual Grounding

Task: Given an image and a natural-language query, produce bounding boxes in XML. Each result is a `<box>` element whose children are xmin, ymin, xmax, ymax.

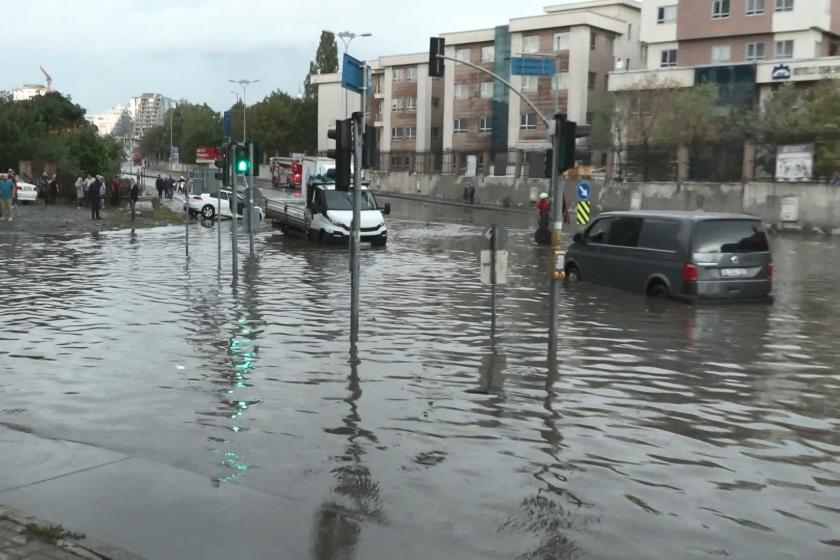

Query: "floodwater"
<box><xmin>1</xmin><ymin>200</ymin><xmax>839</xmax><ymax>559</ymax></box>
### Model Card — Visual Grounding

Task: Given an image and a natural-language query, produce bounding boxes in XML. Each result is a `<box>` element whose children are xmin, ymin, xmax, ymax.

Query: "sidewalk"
<box><xmin>0</xmin><ymin>504</ymin><xmax>141</xmax><ymax>560</ymax></box>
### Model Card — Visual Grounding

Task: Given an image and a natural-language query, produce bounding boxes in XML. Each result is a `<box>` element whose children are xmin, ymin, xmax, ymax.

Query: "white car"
<box><xmin>15</xmin><ymin>181</ymin><xmax>38</xmax><ymax>203</ymax></box>
<box><xmin>187</xmin><ymin>189</ymin><xmax>264</xmax><ymax>222</ymax></box>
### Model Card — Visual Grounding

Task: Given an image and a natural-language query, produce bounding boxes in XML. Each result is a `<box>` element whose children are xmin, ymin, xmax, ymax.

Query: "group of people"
<box><xmin>71</xmin><ymin>175</ymin><xmax>138</xmax><ymax>221</ymax></box>
<box><xmin>155</xmin><ymin>175</ymin><xmax>186</xmax><ymax>200</ymax></box>
<box><xmin>36</xmin><ymin>173</ymin><xmax>59</xmax><ymax>208</ymax></box>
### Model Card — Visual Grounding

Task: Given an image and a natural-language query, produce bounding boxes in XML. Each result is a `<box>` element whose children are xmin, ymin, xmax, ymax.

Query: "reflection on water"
<box><xmin>1</xmin><ymin>210</ymin><xmax>839</xmax><ymax>559</ymax></box>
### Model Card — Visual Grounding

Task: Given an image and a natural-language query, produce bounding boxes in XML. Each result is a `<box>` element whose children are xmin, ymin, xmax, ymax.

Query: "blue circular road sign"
<box><xmin>576</xmin><ymin>181</ymin><xmax>592</xmax><ymax>201</ymax></box>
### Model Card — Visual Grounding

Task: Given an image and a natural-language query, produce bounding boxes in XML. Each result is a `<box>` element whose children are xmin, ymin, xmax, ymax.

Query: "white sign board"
<box><xmin>776</xmin><ymin>144</ymin><xmax>813</xmax><ymax>181</ymax></box>
<box><xmin>171</xmin><ymin>146</ymin><xmax>180</xmax><ymax>165</ymax></box>
<box><xmin>780</xmin><ymin>195</ymin><xmax>800</xmax><ymax>222</ymax></box>
<box><xmin>465</xmin><ymin>155</ymin><xmax>477</xmax><ymax>178</ymax></box>
<box><xmin>480</xmin><ymin>250</ymin><xmax>508</xmax><ymax>285</ymax></box>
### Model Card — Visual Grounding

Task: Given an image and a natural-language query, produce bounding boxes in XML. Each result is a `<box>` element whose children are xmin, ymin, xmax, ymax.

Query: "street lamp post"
<box><xmin>335</xmin><ymin>31</ymin><xmax>372</xmax><ymax>118</ymax></box>
<box><xmin>228</xmin><ymin>78</ymin><xmax>259</xmax><ymax>141</ymax></box>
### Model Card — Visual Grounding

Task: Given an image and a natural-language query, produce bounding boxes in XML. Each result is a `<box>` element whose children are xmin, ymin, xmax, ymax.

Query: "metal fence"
<box><xmin>374</xmin><ymin>150</ymin><xmax>549</xmax><ymax>178</ymax></box>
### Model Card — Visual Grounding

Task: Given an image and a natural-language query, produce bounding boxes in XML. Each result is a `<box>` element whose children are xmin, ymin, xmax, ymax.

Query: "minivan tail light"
<box><xmin>682</xmin><ymin>263</ymin><xmax>698</xmax><ymax>282</ymax></box>
<box><xmin>766</xmin><ymin>262</ymin><xmax>774</xmax><ymax>278</ymax></box>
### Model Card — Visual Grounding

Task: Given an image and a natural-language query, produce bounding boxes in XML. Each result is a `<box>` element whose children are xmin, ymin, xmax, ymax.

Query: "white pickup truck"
<box><xmin>265</xmin><ymin>182</ymin><xmax>389</xmax><ymax>247</ymax></box>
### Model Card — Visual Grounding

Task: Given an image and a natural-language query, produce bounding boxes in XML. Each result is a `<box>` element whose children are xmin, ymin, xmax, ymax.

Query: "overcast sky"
<box><xmin>0</xmin><ymin>0</ymin><xmax>579</xmax><ymax>116</ymax></box>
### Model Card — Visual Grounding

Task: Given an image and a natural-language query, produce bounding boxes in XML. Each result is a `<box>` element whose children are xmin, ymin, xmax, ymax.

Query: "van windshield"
<box><xmin>325</xmin><ymin>190</ymin><xmax>378</xmax><ymax>211</ymax></box>
<box><xmin>693</xmin><ymin>220</ymin><xmax>769</xmax><ymax>253</ymax></box>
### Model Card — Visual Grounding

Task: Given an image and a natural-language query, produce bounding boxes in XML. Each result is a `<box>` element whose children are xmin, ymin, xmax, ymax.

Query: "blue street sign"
<box><xmin>576</xmin><ymin>181</ymin><xmax>592</xmax><ymax>201</ymax></box>
<box><xmin>342</xmin><ymin>53</ymin><xmax>373</xmax><ymax>95</ymax></box>
<box><xmin>511</xmin><ymin>56</ymin><xmax>555</xmax><ymax>77</ymax></box>
<box><xmin>223</xmin><ymin>110</ymin><xmax>232</xmax><ymax>138</ymax></box>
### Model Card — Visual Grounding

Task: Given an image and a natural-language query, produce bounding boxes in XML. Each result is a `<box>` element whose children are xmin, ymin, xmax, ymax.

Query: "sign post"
<box><xmin>481</xmin><ymin>225</ymin><xmax>508</xmax><ymax>336</ymax></box>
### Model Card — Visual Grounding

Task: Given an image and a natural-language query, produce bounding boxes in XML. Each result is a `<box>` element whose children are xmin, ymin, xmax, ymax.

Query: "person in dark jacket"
<box><xmin>155</xmin><ymin>175</ymin><xmax>164</xmax><ymax>199</ymax></box>
<box><xmin>48</xmin><ymin>174</ymin><xmax>58</xmax><ymax>204</ymax></box>
<box><xmin>129</xmin><ymin>180</ymin><xmax>140</xmax><ymax>221</ymax></box>
<box><xmin>88</xmin><ymin>175</ymin><xmax>102</xmax><ymax>220</ymax></box>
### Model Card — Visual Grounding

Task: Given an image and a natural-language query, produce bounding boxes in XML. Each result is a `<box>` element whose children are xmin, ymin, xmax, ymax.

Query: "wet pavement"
<box><xmin>1</xmin><ymin>200</ymin><xmax>839</xmax><ymax>559</ymax></box>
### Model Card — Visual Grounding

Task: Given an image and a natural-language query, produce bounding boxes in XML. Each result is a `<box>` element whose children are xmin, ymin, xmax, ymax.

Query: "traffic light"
<box><xmin>214</xmin><ymin>144</ymin><xmax>229</xmax><ymax>185</ymax></box>
<box><xmin>327</xmin><ymin>119</ymin><xmax>352</xmax><ymax>190</ymax></box>
<box><xmin>429</xmin><ymin>37</ymin><xmax>445</xmax><ymax>78</ymax></box>
<box><xmin>362</xmin><ymin>125</ymin><xmax>377</xmax><ymax>169</ymax></box>
<box><xmin>234</xmin><ymin>143</ymin><xmax>250</xmax><ymax>175</ymax></box>
<box><xmin>544</xmin><ymin>149</ymin><xmax>553</xmax><ymax>178</ymax></box>
<box><xmin>561</xmin><ymin>120</ymin><xmax>577</xmax><ymax>173</ymax></box>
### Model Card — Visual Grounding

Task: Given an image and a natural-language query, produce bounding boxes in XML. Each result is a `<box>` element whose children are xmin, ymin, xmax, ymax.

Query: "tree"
<box><xmin>304</xmin><ymin>31</ymin><xmax>338</xmax><ymax>99</ymax></box>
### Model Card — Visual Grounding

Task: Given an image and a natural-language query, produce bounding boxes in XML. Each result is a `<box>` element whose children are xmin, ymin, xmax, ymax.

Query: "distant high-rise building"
<box><xmin>89</xmin><ymin>105</ymin><xmax>133</xmax><ymax>137</ymax></box>
<box><xmin>127</xmin><ymin>93</ymin><xmax>177</xmax><ymax>139</ymax></box>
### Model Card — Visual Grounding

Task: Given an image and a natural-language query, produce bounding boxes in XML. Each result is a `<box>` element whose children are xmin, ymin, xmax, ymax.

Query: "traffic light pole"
<box><xmin>247</xmin><ymin>141</ymin><xmax>255</xmax><ymax>256</ymax></box>
<box><xmin>231</xmin><ymin>145</ymin><xmax>239</xmax><ymax>286</ymax></box>
<box><xmin>551</xmin><ymin>113</ymin><xmax>565</xmax><ymax>247</ymax></box>
<box><xmin>350</xmin><ymin>66</ymin><xmax>366</xmax><ymax>342</ymax></box>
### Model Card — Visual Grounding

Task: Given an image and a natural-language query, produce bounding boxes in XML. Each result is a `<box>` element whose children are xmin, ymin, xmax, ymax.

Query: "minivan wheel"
<box><xmin>565</xmin><ymin>265</ymin><xmax>580</xmax><ymax>283</ymax></box>
<box><xmin>647</xmin><ymin>281</ymin><xmax>669</xmax><ymax>298</ymax></box>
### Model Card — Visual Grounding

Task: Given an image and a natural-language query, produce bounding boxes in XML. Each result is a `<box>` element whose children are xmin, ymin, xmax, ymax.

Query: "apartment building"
<box><xmin>316</xmin><ymin>54</ymin><xmax>444</xmax><ymax>171</ymax></box>
<box><xmin>641</xmin><ymin>0</ymin><xmax>840</xmax><ymax>70</ymax></box>
<box><xmin>127</xmin><ymin>93</ymin><xmax>176</xmax><ymax>139</ymax></box>
<box><xmin>442</xmin><ymin>0</ymin><xmax>641</xmax><ymax>172</ymax></box>
<box><xmin>12</xmin><ymin>84</ymin><xmax>48</xmax><ymax>101</ymax></box>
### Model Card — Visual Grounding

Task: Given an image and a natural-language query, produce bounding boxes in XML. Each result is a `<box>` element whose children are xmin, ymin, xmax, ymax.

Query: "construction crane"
<box><xmin>39</xmin><ymin>66</ymin><xmax>52</xmax><ymax>92</ymax></box>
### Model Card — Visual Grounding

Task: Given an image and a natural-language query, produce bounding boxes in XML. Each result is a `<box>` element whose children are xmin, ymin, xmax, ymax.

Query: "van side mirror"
<box><xmin>573</xmin><ymin>233</ymin><xmax>584</xmax><ymax>244</ymax></box>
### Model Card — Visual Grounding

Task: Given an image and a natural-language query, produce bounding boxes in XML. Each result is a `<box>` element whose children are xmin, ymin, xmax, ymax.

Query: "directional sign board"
<box><xmin>576</xmin><ymin>181</ymin><xmax>591</xmax><ymax>201</ymax></box>
<box><xmin>483</xmin><ymin>225</ymin><xmax>507</xmax><ymax>250</ymax></box>
<box><xmin>511</xmin><ymin>56</ymin><xmax>555</xmax><ymax>77</ymax></box>
<box><xmin>342</xmin><ymin>53</ymin><xmax>373</xmax><ymax>95</ymax></box>
<box><xmin>223</xmin><ymin>111</ymin><xmax>232</xmax><ymax>138</ymax></box>
<box><xmin>481</xmin><ymin>250</ymin><xmax>509</xmax><ymax>285</ymax></box>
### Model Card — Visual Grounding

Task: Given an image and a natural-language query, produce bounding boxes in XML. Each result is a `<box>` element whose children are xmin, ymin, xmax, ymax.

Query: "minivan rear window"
<box><xmin>693</xmin><ymin>220</ymin><xmax>769</xmax><ymax>253</ymax></box>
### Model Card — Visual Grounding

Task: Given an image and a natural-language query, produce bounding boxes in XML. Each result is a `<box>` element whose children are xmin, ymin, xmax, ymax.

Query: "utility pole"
<box><xmin>247</xmin><ymin>141</ymin><xmax>255</xmax><ymax>256</ymax></box>
<box><xmin>336</xmin><ymin>31</ymin><xmax>372</xmax><ymax>118</ymax></box>
<box><xmin>551</xmin><ymin>113</ymin><xmax>565</xmax><ymax>247</ymax></box>
<box><xmin>228</xmin><ymin>78</ymin><xmax>259</xmax><ymax>142</ymax></box>
<box><xmin>350</xmin><ymin>63</ymin><xmax>366</xmax><ymax>342</ymax></box>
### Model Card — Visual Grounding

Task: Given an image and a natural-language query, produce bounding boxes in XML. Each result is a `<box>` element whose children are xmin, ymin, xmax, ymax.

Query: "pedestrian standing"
<box><xmin>8</xmin><ymin>170</ymin><xmax>18</xmax><ymax>207</ymax></box>
<box><xmin>75</xmin><ymin>176</ymin><xmax>85</xmax><ymax>207</ymax></box>
<box><xmin>37</xmin><ymin>173</ymin><xmax>48</xmax><ymax>209</ymax></box>
<box><xmin>129</xmin><ymin>179</ymin><xmax>139</xmax><ymax>221</ymax></box>
<box><xmin>48</xmin><ymin>174</ymin><xmax>58</xmax><ymax>205</ymax></box>
<box><xmin>110</xmin><ymin>177</ymin><xmax>121</xmax><ymax>207</ymax></box>
<box><xmin>155</xmin><ymin>175</ymin><xmax>163</xmax><ymax>199</ymax></box>
<box><xmin>830</xmin><ymin>172</ymin><xmax>840</xmax><ymax>186</ymax></box>
<box><xmin>0</xmin><ymin>173</ymin><xmax>14</xmax><ymax>221</ymax></box>
<box><xmin>89</xmin><ymin>175</ymin><xmax>102</xmax><ymax>220</ymax></box>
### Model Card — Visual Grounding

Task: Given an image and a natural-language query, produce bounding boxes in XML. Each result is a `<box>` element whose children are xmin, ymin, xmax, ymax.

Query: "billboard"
<box><xmin>195</xmin><ymin>146</ymin><xmax>219</xmax><ymax>164</ymax></box>
<box><xmin>775</xmin><ymin>144</ymin><xmax>814</xmax><ymax>181</ymax></box>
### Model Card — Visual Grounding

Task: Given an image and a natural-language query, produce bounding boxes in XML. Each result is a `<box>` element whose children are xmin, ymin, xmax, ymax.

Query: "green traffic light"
<box><xmin>237</xmin><ymin>160</ymin><xmax>249</xmax><ymax>172</ymax></box>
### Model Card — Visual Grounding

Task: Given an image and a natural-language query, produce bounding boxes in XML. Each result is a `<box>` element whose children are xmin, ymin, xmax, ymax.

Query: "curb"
<box><xmin>0</xmin><ymin>505</ymin><xmax>144</xmax><ymax>560</ymax></box>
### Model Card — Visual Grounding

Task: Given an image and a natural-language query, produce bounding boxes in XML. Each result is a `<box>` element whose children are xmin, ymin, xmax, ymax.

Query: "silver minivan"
<box><xmin>565</xmin><ymin>211</ymin><xmax>773</xmax><ymax>302</ymax></box>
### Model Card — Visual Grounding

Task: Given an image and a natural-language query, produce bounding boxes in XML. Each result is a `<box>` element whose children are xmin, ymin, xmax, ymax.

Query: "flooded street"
<box><xmin>2</xmin><ymin>201</ymin><xmax>839</xmax><ymax>559</ymax></box>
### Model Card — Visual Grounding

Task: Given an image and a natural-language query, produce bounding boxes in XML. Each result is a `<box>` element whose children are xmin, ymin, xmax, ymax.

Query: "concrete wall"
<box><xmin>372</xmin><ymin>170</ymin><xmax>840</xmax><ymax>234</ymax></box>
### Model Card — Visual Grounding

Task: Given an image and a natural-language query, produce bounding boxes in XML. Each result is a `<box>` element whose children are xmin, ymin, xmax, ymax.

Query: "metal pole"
<box><xmin>242</xmin><ymin>85</ymin><xmax>247</xmax><ymax>142</ymax></box>
<box><xmin>231</xmin><ymin>145</ymin><xmax>239</xmax><ymax>285</ymax></box>
<box><xmin>218</xmin><ymin>146</ymin><xmax>223</xmax><ymax>269</ymax></box>
<box><xmin>350</xmin><ymin>64</ymin><xmax>365</xmax><ymax>342</ymax></box>
<box><xmin>248</xmin><ymin>141</ymin><xmax>255</xmax><ymax>256</ymax></box>
<box><xmin>490</xmin><ymin>225</ymin><xmax>497</xmax><ymax>336</ymax></box>
<box><xmin>550</xmin><ymin>113</ymin><xmax>564</xmax><ymax>247</ymax></box>
<box><xmin>185</xmin><ymin>175</ymin><xmax>190</xmax><ymax>258</ymax></box>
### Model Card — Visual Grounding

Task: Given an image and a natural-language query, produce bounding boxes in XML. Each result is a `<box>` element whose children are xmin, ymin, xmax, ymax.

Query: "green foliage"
<box><xmin>0</xmin><ymin>92</ymin><xmax>122</xmax><ymax>181</ymax></box>
<box><xmin>139</xmin><ymin>102</ymin><xmax>222</xmax><ymax>163</ymax></box>
<box><xmin>305</xmin><ymin>30</ymin><xmax>338</xmax><ymax>99</ymax></box>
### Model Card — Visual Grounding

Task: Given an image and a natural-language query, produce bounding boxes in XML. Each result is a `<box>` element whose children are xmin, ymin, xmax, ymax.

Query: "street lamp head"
<box><xmin>360</xmin><ymin>33</ymin><xmax>372</xmax><ymax>37</ymax></box>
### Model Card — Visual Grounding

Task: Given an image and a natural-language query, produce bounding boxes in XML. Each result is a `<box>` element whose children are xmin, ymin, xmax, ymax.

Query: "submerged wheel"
<box><xmin>565</xmin><ymin>265</ymin><xmax>580</xmax><ymax>283</ymax></box>
<box><xmin>201</xmin><ymin>205</ymin><xmax>215</xmax><ymax>219</ymax></box>
<box><xmin>647</xmin><ymin>280</ymin><xmax>669</xmax><ymax>298</ymax></box>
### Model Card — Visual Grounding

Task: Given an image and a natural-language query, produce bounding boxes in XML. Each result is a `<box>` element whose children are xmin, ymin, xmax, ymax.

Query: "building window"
<box><xmin>523</xmin><ymin>36</ymin><xmax>540</xmax><ymax>54</ymax></box>
<box><xmin>553</xmin><ymin>32</ymin><xmax>568</xmax><ymax>51</ymax></box>
<box><xmin>454</xmin><ymin>84</ymin><xmax>470</xmax><ymax>99</ymax></box>
<box><xmin>481</xmin><ymin>46</ymin><xmax>495</xmax><ymax>63</ymax></box>
<box><xmin>431</xmin><ymin>127</ymin><xmax>440</xmax><ymax>140</ymax></box>
<box><xmin>454</xmin><ymin>119</ymin><xmax>467</xmax><ymax>133</ymax></box>
<box><xmin>393</xmin><ymin>69</ymin><xmax>403</xmax><ymax>81</ymax></box>
<box><xmin>392</xmin><ymin>98</ymin><xmax>404</xmax><ymax>111</ymax></box>
<box><xmin>775</xmin><ymin>39</ymin><xmax>794</xmax><ymax>58</ymax></box>
<box><xmin>431</xmin><ymin>97</ymin><xmax>440</xmax><ymax>110</ymax></box>
<box><xmin>604</xmin><ymin>74</ymin><xmax>609</xmax><ymax>90</ymax></box>
<box><xmin>551</xmin><ymin>72</ymin><xmax>568</xmax><ymax>90</ymax></box>
<box><xmin>590</xmin><ymin>32</ymin><xmax>597</xmax><ymax>50</ymax></box>
<box><xmin>608</xmin><ymin>36</ymin><xmax>615</xmax><ymax>55</ymax></box>
<box><xmin>455</xmin><ymin>48</ymin><xmax>470</xmax><ymax>62</ymax></box>
<box><xmin>521</xmin><ymin>75</ymin><xmax>538</xmax><ymax>92</ymax></box>
<box><xmin>520</xmin><ymin>113</ymin><xmax>538</xmax><ymax>130</ymax></box>
<box><xmin>391</xmin><ymin>127</ymin><xmax>403</xmax><ymax>140</ymax></box>
<box><xmin>746</xmin><ymin>0</ymin><xmax>765</xmax><ymax>15</ymax></box>
<box><xmin>588</xmin><ymin>72</ymin><xmax>596</xmax><ymax>89</ymax></box>
<box><xmin>660</xmin><ymin>48</ymin><xmax>677</xmax><ymax>67</ymax></box>
<box><xmin>374</xmin><ymin>78</ymin><xmax>382</xmax><ymax>94</ymax></box>
<box><xmin>657</xmin><ymin>5</ymin><xmax>677</xmax><ymax>23</ymax></box>
<box><xmin>406</xmin><ymin>67</ymin><xmax>417</xmax><ymax>81</ymax></box>
<box><xmin>775</xmin><ymin>0</ymin><xmax>793</xmax><ymax>11</ymax></box>
<box><xmin>480</xmin><ymin>82</ymin><xmax>493</xmax><ymax>99</ymax></box>
<box><xmin>479</xmin><ymin>116</ymin><xmax>492</xmax><ymax>133</ymax></box>
<box><xmin>712</xmin><ymin>0</ymin><xmax>730</xmax><ymax>19</ymax></box>
<box><xmin>405</xmin><ymin>97</ymin><xmax>417</xmax><ymax>111</ymax></box>
<box><xmin>711</xmin><ymin>44</ymin><xmax>731</xmax><ymax>63</ymax></box>
<box><xmin>405</xmin><ymin>127</ymin><xmax>417</xmax><ymax>140</ymax></box>
<box><xmin>377</xmin><ymin>100</ymin><xmax>384</xmax><ymax>115</ymax></box>
<box><xmin>746</xmin><ymin>42</ymin><xmax>765</xmax><ymax>61</ymax></box>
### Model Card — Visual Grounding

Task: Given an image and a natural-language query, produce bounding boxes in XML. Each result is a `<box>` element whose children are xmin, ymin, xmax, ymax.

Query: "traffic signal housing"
<box><xmin>214</xmin><ymin>144</ymin><xmax>229</xmax><ymax>185</ymax></box>
<box><xmin>429</xmin><ymin>37</ymin><xmax>445</xmax><ymax>78</ymax></box>
<box><xmin>362</xmin><ymin>125</ymin><xmax>377</xmax><ymax>169</ymax></box>
<box><xmin>234</xmin><ymin>143</ymin><xmax>251</xmax><ymax>175</ymax></box>
<box><xmin>327</xmin><ymin>119</ymin><xmax>352</xmax><ymax>190</ymax></box>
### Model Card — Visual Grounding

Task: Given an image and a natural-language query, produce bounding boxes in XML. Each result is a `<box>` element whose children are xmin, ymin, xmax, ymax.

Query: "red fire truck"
<box><xmin>270</xmin><ymin>157</ymin><xmax>303</xmax><ymax>189</ymax></box>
